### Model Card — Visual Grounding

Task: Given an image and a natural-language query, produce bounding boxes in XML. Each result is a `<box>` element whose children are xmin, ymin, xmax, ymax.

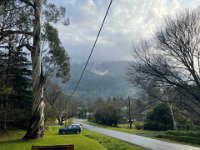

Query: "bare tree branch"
<box><xmin>128</xmin><ymin>9</ymin><xmax>200</xmax><ymax>119</ymax></box>
<box><xmin>20</xmin><ymin>0</ymin><xmax>34</xmax><ymax>8</ymax></box>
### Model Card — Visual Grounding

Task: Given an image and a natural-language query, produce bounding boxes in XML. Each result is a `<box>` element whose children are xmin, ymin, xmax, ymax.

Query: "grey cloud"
<box><xmin>56</xmin><ymin>0</ymin><xmax>198</xmax><ymax>63</ymax></box>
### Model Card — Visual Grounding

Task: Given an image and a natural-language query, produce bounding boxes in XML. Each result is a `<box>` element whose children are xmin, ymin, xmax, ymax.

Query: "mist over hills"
<box><xmin>60</xmin><ymin>61</ymin><xmax>138</xmax><ymax>100</ymax></box>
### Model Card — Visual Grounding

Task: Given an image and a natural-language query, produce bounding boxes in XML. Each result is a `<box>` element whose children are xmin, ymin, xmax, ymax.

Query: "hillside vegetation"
<box><xmin>59</xmin><ymin>61</ymin><xmax>138</xmax><ymax>100</ymax></box>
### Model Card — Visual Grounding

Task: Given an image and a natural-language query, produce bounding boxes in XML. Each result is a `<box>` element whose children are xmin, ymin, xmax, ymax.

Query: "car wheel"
<box><xmin>76</xmin><ymin>131</ymin><xmax>80</xmax><ymax>134</ymax></box>
<box><xmin>62</xmin><ymin>131</ymin><xmax>65</xmax><ymax>134</ymax></box>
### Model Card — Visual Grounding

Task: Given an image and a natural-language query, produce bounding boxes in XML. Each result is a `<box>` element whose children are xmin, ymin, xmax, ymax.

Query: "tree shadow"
<box><xmin>0</xmin><ymin>138</ymin><xmax>30</xmax><ymax>144</ymax></box>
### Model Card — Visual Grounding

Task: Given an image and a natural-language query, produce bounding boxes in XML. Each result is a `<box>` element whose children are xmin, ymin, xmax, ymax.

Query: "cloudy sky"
<box><xmin>54</xmin><ymin>0</ymin><xmax>199</xmax><ymax>63</ymax></box>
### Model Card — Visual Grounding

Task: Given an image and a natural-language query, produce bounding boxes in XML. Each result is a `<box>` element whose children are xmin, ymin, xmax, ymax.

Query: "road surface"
<box><xmin>76</xmin><ymin>119</ymin><xmax>200</xmax><ymax>150</ymax></box>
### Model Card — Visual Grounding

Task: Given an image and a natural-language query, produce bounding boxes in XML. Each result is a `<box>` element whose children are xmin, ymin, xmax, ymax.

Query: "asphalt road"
<box><xmin>76</xmin><ymin>119</ymin><xmax>200</xmax><ymax>150</ymax></box>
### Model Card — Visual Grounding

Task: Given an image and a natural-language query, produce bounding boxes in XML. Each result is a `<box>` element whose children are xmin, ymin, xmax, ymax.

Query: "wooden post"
<box><xmin>128</xmin><ymin>96</ymin><xmax>132</xmax><ymax>129</ymax></box>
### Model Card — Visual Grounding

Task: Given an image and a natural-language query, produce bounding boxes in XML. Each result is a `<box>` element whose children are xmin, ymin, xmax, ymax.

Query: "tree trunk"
<box><xmin>23</xmin><ymin>0</ymin><xmax>45</xmax><ymax>139</ymax></box>
<box><xmin>169</xmin><ymin>103</ymin><xmax>177</xmax><ymax>130</ymax></box>
<box><xmin>3</xmin><ymin>94</ymin><xmax>7</xmax><ymax>130</ymax></box>
<box><xmin>56</xmin><ymin>116</ymin><xmax>63</xmax><ymax>125</ymax></box>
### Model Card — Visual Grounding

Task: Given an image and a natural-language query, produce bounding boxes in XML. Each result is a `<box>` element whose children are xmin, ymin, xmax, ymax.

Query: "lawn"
<box><xmin>0</xmin><ymin>126</ymin><xmax>145</xmax><ymax>150</ymax></box>
<box><xmin>0</xmin><ymin>126</ymin><xmax>105</xmax><ymax>150</ymax></box>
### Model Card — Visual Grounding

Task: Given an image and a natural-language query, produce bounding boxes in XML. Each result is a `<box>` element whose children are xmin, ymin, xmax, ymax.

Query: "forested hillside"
<box><xmin>60</xmin><ymin>61</ymin><xmax>138</xmax><ymax>100</ymax></box>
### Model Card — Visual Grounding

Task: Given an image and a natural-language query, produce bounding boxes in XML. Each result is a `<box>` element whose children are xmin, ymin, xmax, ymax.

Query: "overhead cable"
<box><xmin>70</xmin><ymin>0</ymin><xmax>113</xmax><ymax>97</ymax></box>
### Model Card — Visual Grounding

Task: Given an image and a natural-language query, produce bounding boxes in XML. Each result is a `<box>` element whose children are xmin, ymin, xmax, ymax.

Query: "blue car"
<box><xmin>59</xmin><ymin>124</ymin><xmax>81</xmax><ymax>134</ymax></box>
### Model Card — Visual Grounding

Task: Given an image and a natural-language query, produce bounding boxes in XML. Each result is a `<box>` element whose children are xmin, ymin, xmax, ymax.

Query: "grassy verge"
<box><xmin>82</xmin><ymin>130</ymin><xmax>145</xmax><ymax>150</ymax></box>
<box><xmin>86</xmin><ymin>121</ymin><xmax>200</xmax><ymax>146</ymax></box>
<box><xmin>85</xmin><ymin>121</ymin><xmax>163</xmax><ymax>138</ymax></box>
<box><xmin>156</xmin><ymin>134</ymin><xmax>200</xmax><ymax>145</ymax></box>
<box><xmin>0</xmin><ymin>126</ymin><xmax>145</xmax><ymax>150</ymax></box>
<box><xmin>156</xmin><ymin>130</ymin><xmax>200</xmax><ymax>146</ymax></box>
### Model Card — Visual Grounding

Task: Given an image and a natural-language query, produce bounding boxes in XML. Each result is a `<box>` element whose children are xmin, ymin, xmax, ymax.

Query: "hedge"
<box><xmin>157</xmin><ymin>134</ymin><xmax>200</xmax><ymax>145</ymax></box>
<box><xmin>165</xmin><ymin>130</ymin><xmax>200</xmax><ymax>137</ymax></box>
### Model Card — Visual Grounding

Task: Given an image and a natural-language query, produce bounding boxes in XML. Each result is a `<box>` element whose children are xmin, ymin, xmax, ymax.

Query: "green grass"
<box><xmin>0</xmin><ymin>126</ymin><xmax>145</xmax><ymax>150</ymax></box>
<box><xmin>82</xmin><ymin>130</ymin><xmax>145</xmax><ymax>150</ymax></box>
<box><xmin>86</xmin><ymin>121</ymin><xmax>163</xmax><ymax>138</ymax></box>
<box><xmin>0</xmin><ymin>126</ymin><xmax>105</xmax><ymax>150</ymax></box>
<box><xmin>86</xmin><ymin>121</ymin><xmax>200</xmax><ymax>146</ymax></box>
<box><xmin>157</xmin><ymin>130</ymin><xmax>200</xmax><ymax>145</ymax></box>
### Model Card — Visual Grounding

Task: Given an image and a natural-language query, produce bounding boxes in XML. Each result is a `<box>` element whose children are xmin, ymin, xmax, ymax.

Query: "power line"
<box><xmin>70</xmin><ymin>0</ymin><xmax>113</xmax><ymax>97</ymax></box>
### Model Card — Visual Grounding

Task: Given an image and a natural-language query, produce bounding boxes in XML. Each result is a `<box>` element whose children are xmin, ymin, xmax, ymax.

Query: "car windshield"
<box><xmin>67</xmin><ymin>125</ymin><xmax>78</xmax><ymax>129</ymax></box>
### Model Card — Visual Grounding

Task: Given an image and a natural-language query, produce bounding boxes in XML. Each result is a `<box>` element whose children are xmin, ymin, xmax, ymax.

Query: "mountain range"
<box><xmin>60</xmin><ymin>61</ymin><xmax>139</xmax><ymax>101</ymax></box>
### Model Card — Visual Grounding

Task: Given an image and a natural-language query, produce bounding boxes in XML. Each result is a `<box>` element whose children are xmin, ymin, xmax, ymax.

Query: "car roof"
<box><xmin>71</xmin><ymin>124</ymin><xmax>81</xmax><ymax>125</ymax></box>
<box><xmin>68</xmin><ymin>124</ymin><xmax>80</xmax><ymax>127</ymax></box>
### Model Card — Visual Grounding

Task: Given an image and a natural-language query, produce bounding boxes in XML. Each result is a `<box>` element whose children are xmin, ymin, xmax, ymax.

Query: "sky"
<box><xmin>54</xmin><ymin>0</ymin><xmax>200</xmax><ymax>63</ymax></box>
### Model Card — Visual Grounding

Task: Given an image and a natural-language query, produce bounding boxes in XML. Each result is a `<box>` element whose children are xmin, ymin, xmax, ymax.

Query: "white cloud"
<box><xmin>55</xmin><ymin>0</ymin><xmax>199</xmax><ymax>62</ymax></box>
<box><xmin>91</xmin><ymin>69</ymin><xmax>109</xmax><ymax>76</ymax></box>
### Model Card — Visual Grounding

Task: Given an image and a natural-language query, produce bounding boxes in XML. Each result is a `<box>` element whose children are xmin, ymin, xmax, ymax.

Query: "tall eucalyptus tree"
<box><xmin>0</xmin><ymin>0</ymin><xmax>70</xmax><ymax>139</ymax></box>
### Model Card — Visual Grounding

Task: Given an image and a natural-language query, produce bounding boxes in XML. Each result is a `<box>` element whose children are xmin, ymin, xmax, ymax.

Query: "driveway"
<box><xmin>76</xmin><ymin>119</ymin><xmax>200</xmax><ymax>150</ymax></box>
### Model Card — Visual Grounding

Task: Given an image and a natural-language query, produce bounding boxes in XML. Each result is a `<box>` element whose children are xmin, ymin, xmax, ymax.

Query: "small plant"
<box><xmin>134</xmin><ymin>122</ymin><xmax>144</xmax><ymax>130</ymax></box>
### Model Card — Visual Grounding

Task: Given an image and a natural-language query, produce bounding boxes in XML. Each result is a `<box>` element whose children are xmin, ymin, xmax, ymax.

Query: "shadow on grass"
<box><xmin>0</xmin><ymin>139</ymin><xmax>27</xmax><ymax>144</ymax></box>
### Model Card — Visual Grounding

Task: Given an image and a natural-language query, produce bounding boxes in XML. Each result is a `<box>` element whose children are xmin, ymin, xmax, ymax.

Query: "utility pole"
<box><xmin>128</xmin><ymin>96</ymin><xmax>132</xmax><ymax>129</ymax></box>
<box><xmin>65</xmin><ymin>100</ymin><xmax>67</xmax><ymax>128</ymax></box>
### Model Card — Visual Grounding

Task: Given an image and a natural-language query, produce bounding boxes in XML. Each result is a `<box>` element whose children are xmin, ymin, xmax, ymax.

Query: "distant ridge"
<box><xmin>60</xmin><ymin>61</ymin><xmax>138</xmax><ymax>100</ymax></box>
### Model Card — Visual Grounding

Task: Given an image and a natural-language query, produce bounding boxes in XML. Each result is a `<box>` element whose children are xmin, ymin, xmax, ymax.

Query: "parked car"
<box><xmin>71</xmin><ymin>124</ymin><xmax>83</xmax><ymax>130</ymax></box>
<box><xmin>59</xmin><ymin>124</ymin><xmax>81</xmax><ymax>134</ymax></box>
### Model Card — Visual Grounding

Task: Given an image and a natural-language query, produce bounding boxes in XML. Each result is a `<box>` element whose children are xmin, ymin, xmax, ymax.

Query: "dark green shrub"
<box><xmin>157</xmin><ymin>134</ymin><xmax>200</xmax><ymax>145</ymax></box>
<box><xmin>143</xmin><ymin>103</ymin><xmax>173</xmax><ymax>131</ymax></box>
<box><xmin>177</xmin><ymin>124</ymin><xmax>200</xmax><ymax>131</ymax></box>
<box><xmin>94</xmin><ymin>105</ymin><xmax>122</xmax><ymax>126</ymax></box>
<box><xmin>189</xmin><ymin>125</ymin><xmax>200</xmax><ymax>131</ymax></box>
<box><xmin>165</xmin><ymin>130</ymin><xmax>200</xmax><ymax>137</ymax></box>
<box><xmin>87</xmin><ymin>114</ymin><xmax>95</xmax><ymax>122</ymax></box>
<box><xmin>177</xmin><ymin>124</ymin><xmax>190</xmax><ymax>130</ymax></box>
